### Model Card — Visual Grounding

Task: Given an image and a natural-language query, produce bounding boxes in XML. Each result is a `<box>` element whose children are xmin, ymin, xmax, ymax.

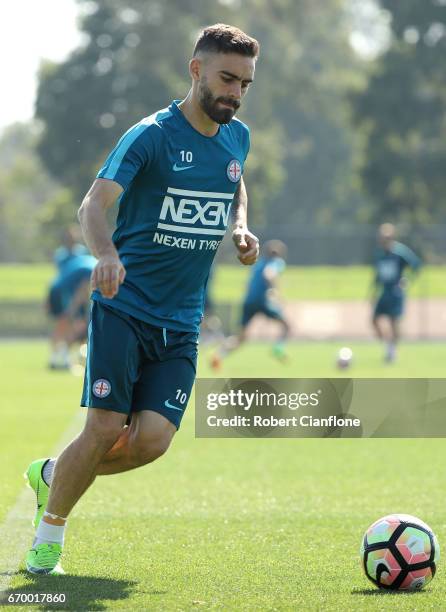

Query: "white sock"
<box><xmin>34</xmin><ymin>516</ymin><xmax>66</xmax><ymax>547</ymax></box>
<box><xmin>42</xmin><ymin>459</ymin><xmax>56</xmax><ymax>486</ymax></box>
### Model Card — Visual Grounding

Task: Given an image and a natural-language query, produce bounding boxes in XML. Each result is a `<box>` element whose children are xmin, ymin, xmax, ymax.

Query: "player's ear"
<box><xmin>189</xmin><ymin>57</ymin><xmax>201</xmax><ymax>82</ymax></box>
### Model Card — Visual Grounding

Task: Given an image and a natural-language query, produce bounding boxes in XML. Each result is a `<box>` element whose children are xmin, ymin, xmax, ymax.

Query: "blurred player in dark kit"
<box><xmin>372</xmin><ymin>223</ymin><xmax>421</xmax><ymax>363</ymax></box>
<box><xmin>211</xmin><ymin>239</ymin><xmax>290</xmax><ymax>369</ymax></box>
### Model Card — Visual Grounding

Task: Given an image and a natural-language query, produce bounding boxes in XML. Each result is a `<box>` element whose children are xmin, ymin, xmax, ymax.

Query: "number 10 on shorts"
<box><xmin>176</xmin><ymin>389</ymin><xmax>187</xmax><ymax>404</ymax></box>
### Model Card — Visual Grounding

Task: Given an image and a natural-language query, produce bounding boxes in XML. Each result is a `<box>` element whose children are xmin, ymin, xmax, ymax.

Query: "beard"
<box><xmin>198</xmin><ymin>79</ymin><xmax>240</xmax><ymax>124</ymax></box>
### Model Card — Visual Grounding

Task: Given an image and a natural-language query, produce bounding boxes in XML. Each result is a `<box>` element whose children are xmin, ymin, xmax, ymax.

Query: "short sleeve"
<box><xmin>242</xmin><ymin>127</ymin><xmax>250</xmax><ymax>162</ymax></box>
<box><xmin>53</xmin><ymin>246</ymin><xmax>68</xmax><ymax>267</ymax></box>
<box><xmin>97</xmin><ymin>122</ymin><xmax>156</xmax><ymax>190</ymax></box>
<box><xmin>53</xmin><ymin>244</ymin><xmax>88</xmax><ymax>270</ymax></box>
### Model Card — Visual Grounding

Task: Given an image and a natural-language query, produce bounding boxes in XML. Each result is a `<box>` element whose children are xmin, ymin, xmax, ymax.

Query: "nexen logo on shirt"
<box><xmin>157</xmin><ymin>187</ymin><xmax>233</xmax><ymax>236</ymax></box>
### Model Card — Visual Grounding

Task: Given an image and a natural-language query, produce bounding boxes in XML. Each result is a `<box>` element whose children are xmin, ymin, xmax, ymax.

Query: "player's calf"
<box><xmin>129</xmin><ymin>431</ymin><xmax>174</xmax><ymax>467</ymax></box>
<box><xmin>128</xmin><ymin>410</ymin><xmax>176</xmax><ymax>467</ymax></box>
<box><xmin>372</xmin><ymin>316</ymin><xmax>385</xmax><ymax>339</ymax></box>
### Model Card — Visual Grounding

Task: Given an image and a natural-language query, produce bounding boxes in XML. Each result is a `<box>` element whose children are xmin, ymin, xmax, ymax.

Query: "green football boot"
<box><xmin>24</xmin><ymin>458</ymin><xmax>51</xmax><ymax>528</ymax></box>
<box><xmin>272</xmin><ymin>342</ymin><xmax>288</xmax><ymax>363</ymax></box>
<box><xmin>26</xmin><ymin>543</ymin><xmax>64</xmax><ymax>575</ymax></box>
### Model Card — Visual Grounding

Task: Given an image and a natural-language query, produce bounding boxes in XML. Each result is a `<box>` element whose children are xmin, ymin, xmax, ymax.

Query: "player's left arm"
<box><xmin>231</xmin><ymin>177</ymin><xmax>259</xmax><ymax>265</ymax></box>
<box><xmin>264</xmin><ymin>267</ymin><xmax>281</xmax><ymax>303</ymax></box>
<box><xmin>369</xmin><ymin>271</ymin><xmax>380</xmax><ymax>301</ymax></box>
<box><xmin>264</xmin><ymin>257</ymin><xmax>285</xmax><ymax>287</ymax></box>
<box><xmin>264</xmin><ymin>266</ymin><xmax>279</xmax><ymax>287</ymax></box>
<box><xmin>65</xmin><ymin>279</ymin><xmax>91</xmax><ymax>320</ymax></box>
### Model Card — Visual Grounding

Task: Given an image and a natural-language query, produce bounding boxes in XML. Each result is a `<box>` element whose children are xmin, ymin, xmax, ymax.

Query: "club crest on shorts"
<box><xmin>227</xmin><ymin>159</ymin><xmax>242</xmax><ymax>182</ymax></box>
<box><xmin>92</xmin><ymin>379</ymin><xmax>112</xmax><ymax>398</ymax></box>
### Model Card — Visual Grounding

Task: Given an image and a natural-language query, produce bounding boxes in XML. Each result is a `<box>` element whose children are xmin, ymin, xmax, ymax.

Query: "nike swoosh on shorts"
<box><xmin>164</xmin><ymin>400</ymin><xmax>183</xmax><ymax>412</ymax></box>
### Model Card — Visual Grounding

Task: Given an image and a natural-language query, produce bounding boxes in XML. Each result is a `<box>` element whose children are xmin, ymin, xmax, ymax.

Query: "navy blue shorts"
<box><xmin>48</xmin><ymin>268</ymin><xmax>92</xmax><ymax>317</ymax></box>
<box><xmin>374</xmin><ymin>291</ymin><xmax>404</xmax><ymax>319</ymax></box>
<box><xmin>48</xmin><ymin>285</ymin><xmax>67</xmax><ymax>317</ymax></box>
<box><xmin>81</xmin><ymin>301</ymin><xmax>198</xmax><ymax>429</ymax></box>
<box><xmin>48</xmin><ymin>287</ymin><xmax>88</xmax><ymax>319</ymax></box>
<box><xmin>241</xmin><ymin>300</ymin><xmax>285</xmax><ymax>327</ymax></box>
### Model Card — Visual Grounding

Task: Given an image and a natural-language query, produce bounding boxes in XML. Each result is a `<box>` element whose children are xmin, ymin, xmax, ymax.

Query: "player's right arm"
<box><xmin>78</xmin><ymin>178</ymin><xmax>126</xmax><ymax>299</ymax></box>
<box><xmin>369</xmin><ymin>271</ymin><xmax>379</xmax><ymax>296</ymax></box>
<box><xmin>80</xmin><ymin>119</ymin><xmax>156</xmax><ymax>297</ymax></box>
<box><xmin>368</xmin><ymin>249</ymin><xmax>381</xmax><ymax>301</ymax></box>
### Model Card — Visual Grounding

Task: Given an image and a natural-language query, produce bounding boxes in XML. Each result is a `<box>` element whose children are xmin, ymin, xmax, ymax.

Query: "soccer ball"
<box><xmin>336</xmin><ymin>347</ymin><xmax>352</xmax><ymax>369</ymax></box>
<box><xmin>360</xmin><ymin>514</ymin><xmax>440</xmax><ymax>590</ymax></box>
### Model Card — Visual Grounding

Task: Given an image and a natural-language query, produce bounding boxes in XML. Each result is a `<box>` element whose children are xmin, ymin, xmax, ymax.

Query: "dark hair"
<box><xmin>193</xmin><ymin>23</ymin><xmax>259</xmax><ymax>58</ymax></box>
<box><xmin>265</xmin><ymin>240</ymin><xmax>287</xmax><ymax>258</ymax></box>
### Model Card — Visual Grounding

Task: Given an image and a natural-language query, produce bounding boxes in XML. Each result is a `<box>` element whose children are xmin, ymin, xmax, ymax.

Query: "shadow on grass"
<box><xmin>352</xmin><ymin>588</ymin><xmax>426</xmax><ymax>597</ymax></box>
<box><xmin>1</xmin><ymin>571</ymin><xmax>139</xmax><ymax>610</ymax></box>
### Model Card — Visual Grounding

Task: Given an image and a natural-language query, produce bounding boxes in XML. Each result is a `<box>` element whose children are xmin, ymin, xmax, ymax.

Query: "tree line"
<box><xmin>2</xmin><ymin>0</ymin><xmax>445</xmax><ymax>262</ymax></box>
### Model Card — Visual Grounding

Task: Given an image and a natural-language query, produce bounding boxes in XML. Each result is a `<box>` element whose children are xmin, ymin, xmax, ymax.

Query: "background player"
<box><xmin>211</xmin><ymin>239</ymin><xmax>290</xmax><ymax>368</ymax></box>
<box><xmin>47</xmin><ymin>244</ymin><xmax>96</xmax><ymax>369</ymax></box>
<box><xmin>24</xmin><ymin>24</ymin><xmax>260</xmax><ymax>575</ymax></box>
<box><xmin>371</xmin><ymin>223</ymin><xmax>421</xmax><ymax>363</ymax></box>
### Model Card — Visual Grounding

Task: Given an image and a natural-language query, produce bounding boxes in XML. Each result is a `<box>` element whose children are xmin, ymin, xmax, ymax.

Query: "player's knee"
<box><xmin>131</xmin><ymin>432</ymin><xmax>173</xmax><ymax>466</ymax></box>
<box><xmin>84</xmin><ymin>413</ymin><xmax>126</xmax><ymax>450</ymax></box>
<box><xmin>89</xmin><ymin>424</ymin><xmax>123</xmax><ymax>450</ymax></box>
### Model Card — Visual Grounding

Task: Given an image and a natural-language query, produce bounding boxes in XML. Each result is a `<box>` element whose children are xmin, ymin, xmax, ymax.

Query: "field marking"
<box><xmin>0</xmin><ymin>409</ymin><xmax>85</xmax><ymax>594</ymax></box>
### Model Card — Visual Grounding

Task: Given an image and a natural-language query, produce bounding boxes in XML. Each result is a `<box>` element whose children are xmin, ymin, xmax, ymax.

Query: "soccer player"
<box><xmin>47</xmin><ymin>227</ymin><xmax>91</xmax><ymax>368</ymax></box>
<box><xmin>24</xmin><ymin>24</ymin><xmax>259</xmax><ymax>575</ymax></box>
<box><xmin>372</xmin><ymin>223</ymin><xmax>421</xmax><ymax>362</ymax></box>
<box><xmin>47</xmin><ymin>253</ymin><xmax>97</xmax><ymax>369</ymax></box>
<box><xmin>211</xmin><ymin>239</ymin><xmax>290</xmax><ymax>368</ymax></box>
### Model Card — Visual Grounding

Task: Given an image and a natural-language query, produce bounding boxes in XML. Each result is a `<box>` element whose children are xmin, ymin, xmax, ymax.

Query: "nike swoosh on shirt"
<box><xmin>164</xmin><ymin>400</ymin><xmax>184</xmax><ymax>412</ymax></box>
<box><xmin>172</xmin><ymin>163</ymin><xmax>195</xmax><ymax>172</ymax></box>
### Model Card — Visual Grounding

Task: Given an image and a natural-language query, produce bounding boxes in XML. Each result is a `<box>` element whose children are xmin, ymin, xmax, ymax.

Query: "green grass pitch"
<box><xmin>1</xmin><ymin>263</ymin><xmax>446</xmax><ymax>301</ymax></box>
<box><xmin>1</xmin><ymin>340</ymin><xmax>446</xmax><ymax>610</ymax></box>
